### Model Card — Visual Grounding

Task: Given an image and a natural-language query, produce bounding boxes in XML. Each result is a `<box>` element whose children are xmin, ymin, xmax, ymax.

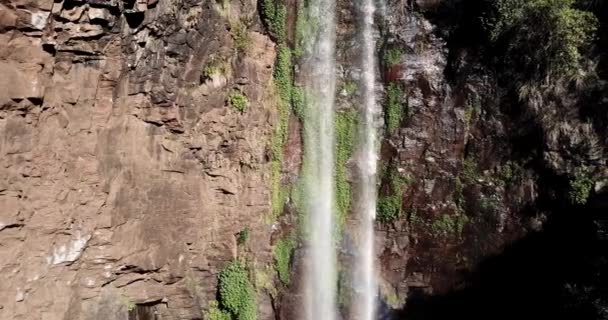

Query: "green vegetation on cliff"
<box><xmin>228</xmin><ymin>91</ymin><xmax>248</xmax><ymax>112</ymax></box>
<box><xmin>484</xmin><ymin>0</ymin><xmax>597</xmax><ymax>80</ymax></box>
<box><xmin>335</xmin><ymin>111</ymin><xmax>358</xmax><ymax>228</ymax></box>
<box><xmin>377</xmin><ymin>165</ymin><xmax>410</xmax><ymax>224</ymax></box>
<box><xmin>206</xmin><ymin>301</ymin><xmax>231</xmax><ymax>320</ymax></box>
<box><xmin>218</xmin><ymin>261</ymin><xmax>257</xmax><ymax>320</ymax></box>
<box><xmin>569</xmin><ymin>168</ymin><xmax>594</xmax><ymax>205</ymax></box>
<box><xmin>274</xmin><ymin>233</ymin><xmax>297</xmax><ymax>284</ymax></box>
<box><xmin>231</xmin><ymin>20</ymin><xmax>251</xmax><ymax>52</ymax></box>
<box><xmin>431</xmin><ymin>213</ymin><xmax>469</xmax><ymax>237</ymax></box>
<box><xmin>269</xmin><ymin>46</ymin><xmax>293</xmax><ymax>219</ymax></box>
<box><xmin>385</xmin><ymin>82</ymin><xmax>406</xmax><ymax>134</ymax></box>
<box><xmin>261</xmin><ymin>0</ymin><xmax>287</xmax><ymax>42</ymax></box>
<box><xmin>384</xmin><ymin>48</ymin><xmax>404</xmax><ymax>66</ymax></box>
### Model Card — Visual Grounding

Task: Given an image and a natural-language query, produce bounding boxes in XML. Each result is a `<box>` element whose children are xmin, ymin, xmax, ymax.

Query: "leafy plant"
<box><xmin>377</xmin><ymin>166</ymin><xmax>411</xmax><ymax>224</ymax></box>
<box><xmin>269</xmin><ymin>46</ymin><xmax>292</xmax><ymax>221</ymax></box>
<box><xmin>262</xmin><ymin>0</ymin><xmax>287</xmax><ymax>42</ymax></box>
<box><xmin>218</xmin><ymin>261</ymin><xmax>257</xmax><ymax>320</ymax></box>
<box><xmin>431</xmin><ymin>213</ymin><xmax>469</xmax><ymax>238</ymax></box>
<box><xmin>569</xmin><ymin>168</ymin><xmax>594</xmax><ymax>205</ymax></box>
<box><xmin>384</xmin><ymin>48</ymin><xmax>404</xmax><ymax>66</ymax></box>
<box><xmin>291</xmin><ymin>86</ymin><xmax>307</xmax><ymax>120</ymax></box>
<box><xmin>385</xmin><ymin>83</ymin><xmax>405</xmax><ymax>133</ymax></box>
<box><xmin>274</xmin><ymin>46</ymin><xmax>293</xmax><ymax>105</ymax></box>
<box><xmin>335</xmin><ymin>111</ymin><xmax>358</xmax><ymax>228</ymax></box>
<box><xmin>461</xmin><ymin>157</ymin><xmax>480</xmax><ymax>184</ymax></box>
<box><xmin>483</xmin><ymin>0</ymin><xmax>597</xmax><ymax>80</ymax></box>
<box><xmin>453</xmin><ymin>177</ymin><xmax>465</xmax><ymax>214</ymax></box>
<box><xmin>231</xmin><ymin>21</ymin><xmax>251</xmax><ymax>52</ymax></box>
<box><xmin>206</xmin><ymin>301</ymin><xmax>231</xmax><ymax>320</ymax></box>
<box><xmin>237</xmin><ymin>228</ymin><xmax>250</xmax><ymax>245</ymax></box>
<box><xmin>274</xmin><ymin>234</ymin><xmax>296</xmax><ymax>284</ymax></box>
<box><xmin>229</xmin><ymin>91</ymin><xmax>248</xmax><ymax>112</ymax></box>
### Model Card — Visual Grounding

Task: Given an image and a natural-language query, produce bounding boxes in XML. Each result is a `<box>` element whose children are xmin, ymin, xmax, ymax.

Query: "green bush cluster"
<box><xmin>431</xmin><ymin>213</ymin><xmax>469</xmax><ymax>238</ymax></box>
<box><xmin>569</xmin><ymin>168</ymin><xmax>594</xmax><ymax>205</ymax></box>
<box><xmin>384</xmin><ymin>48</ymin><xmax>404</xmax><ymax>66</ymax></box>
<box><xmin>484</xmin><ymin>0</ymin><xmax>597</xmax><ymax>80</ymax></box>
<box><xmin>231</xmin><ymin>21</ymin><xmax>251</xmax><ymax>52</ymax></box>
<box><xmin>269</xmin><ymin>46</ymin><xmax>292</xmax><ymax>220</ymax></box>
<box><xmin>335</xmin><ymin>111</ymin><xmax>358</xmax><ymax>228</ymax></box>
<box><xmin>291</xmin><ymin>86</ymin><xmax>307</xmax><ymax>120</ymax></box>
<box><xmin>218</xmin><ymin>261</ymin><xmax>257</xmax><ymax>320</ymax></box>
<box><xmin>274</xmin><ymin>46</ymin><xmax>293</xmax><ymax>107</ymax></box>
<box><xmin>274</xmin><ymin>234</ymin><xmax>296</xmax><ymax>285</ymax></box>
<box><xmin>385</xmin><ymin>83</ymin><xmax>405</xmax><ymax>134</ymax></box>
<box><xmin>262</xmin><ymin>0</ymin><xmax>287</xmax><ymax>42</ymax></box>
<box><xmin>228</xmin><ymin>91</ymin><xmax>248</xmax><ymax>112</ymax></box>
<box><xmin>377</xmin><ymin>166</ymin><xmax>410</xmax><ymax>224</ymax></box>
<box><xmin>236</xmin><ymin>228</ymin><xmax>250</xmax><ymax>245</ymax></box>
<box><xmin>461</xmin><ymin>157</ymin><xmax>480</xmax><ymax>184</ymax></box>
<box><xmin>206</xmin><ymin>301</ymin><xmax>231</xmax><ymax>320</ymax></box>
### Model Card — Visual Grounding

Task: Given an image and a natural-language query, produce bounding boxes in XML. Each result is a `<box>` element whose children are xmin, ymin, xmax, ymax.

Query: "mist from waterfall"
<box><xmin>354</xmin><ymin>0</ymin><xmax>379</xmax><ymax>319</ymax></box>
<box><xmin>302</xmin><ymin>0</ymin><xmax>338</xmax><ymax>318</ymax></box>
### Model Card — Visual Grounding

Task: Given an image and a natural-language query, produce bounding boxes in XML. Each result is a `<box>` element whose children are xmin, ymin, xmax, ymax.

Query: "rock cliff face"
<box><xmin>1</xmin><ymin>0</ymin><xmax>607</xmax><ymax>319</ymax></box>
<box><xmin>0</xmin><ymin>0</ymin><xmax>280</xmax><ymax>318</ymax></box>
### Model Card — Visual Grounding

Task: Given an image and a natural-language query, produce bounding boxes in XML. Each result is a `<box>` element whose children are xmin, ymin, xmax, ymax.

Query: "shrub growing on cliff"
<box><xmin>335</xmin><ymin>111</ymin><xmax>358</xmax><ymax>228</ymax></box>
<box><xmin>431</xmin><ymin>213</ymin><xmax>469</xmax><ymax>238</ymax></box>
<box><xmin>261</xmin><ymin>0</ymin><xmax>287</xmax><ymax>42</ymax></box>
<box><xmin>483</xmin><ymin>0</ymin><xmax>597</xmax><ymax>81</ymax></box>
<box><xmin>268</xmin><ymin>46</ymin><xmax>292</xmax><ymax>220</ymax></box>
<box><xmin>384</xmin><ymin>48</ymin><xmax>404</xmax><ymax>66</ymax></box>
<box><xmin>236</xmin><ymin>228</ymin><xmax>250</xmax><ymax>245</ymax></box>
<box><xmin>274</xmin><ymin>234</ymin><xmax>296</xmax><ymax>285</ymax></box>
<box><xmin>206</xmin><ymin>301</ymin><xmax>231</xmax><ymax>320</ymax></box>
<box><xmin>218</xmin><ymin>261</ymin><xmax>257</xmax><ymax>320</ymax></box>
<box><xmin>569</xmin><ymin>168</ymin><xmax>594</xmax><ymax>205</ymax></box>
<box><xmin>231</xmin><ymin>21</ymin><xmax>251</xmax><ymax>52</ymax></box>
<box><xmin>228</xmin><ymin>91</ymin><xmax>248</xmax><ymax>112</ymax></box>
<box><xmin>385</xmin><ymin>83</ymin><xmax>405</xmax><ymax>133</ymax></box>
<box><xmin>377</xmin><ymin>166</ymin><xmax>410</xmax><ymax>224</ymax></box>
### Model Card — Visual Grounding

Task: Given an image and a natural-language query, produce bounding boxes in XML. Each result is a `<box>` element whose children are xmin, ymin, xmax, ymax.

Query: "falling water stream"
<box><xmin>302</xmin><ymin>0</ymin><xmax>337</xmax><ymax>319</ymax></box>
<box><xmin>302</xmin><ymin>0</ymin><xmax>378</xmax><ymax>318</ymax></box>
<box><xmin>354</xmin><ymin>0</ymin><xmax>379</xmax><ymax>319</ymax></box>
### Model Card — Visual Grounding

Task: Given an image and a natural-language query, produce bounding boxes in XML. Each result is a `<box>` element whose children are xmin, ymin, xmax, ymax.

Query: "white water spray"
<box><xmin>302</xmin><ymin>0</ymin><xmax>337</xmax><ymax>318</ymax></box>
<box><xmin>354</xmin><ymin>0</ymin><xmax>379</xmax><ymax>319</ymax></box>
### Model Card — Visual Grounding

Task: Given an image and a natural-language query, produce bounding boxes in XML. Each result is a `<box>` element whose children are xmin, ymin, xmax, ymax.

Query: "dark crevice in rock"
<box><xmin>0</xmin><ymin>223</ymin><xmax>25</xmax><ymax>231</ymax></box>
<box><xmin>125</xmin><ymin>12</ymin><xmax>145</xmax><ymax>28</ymax></box>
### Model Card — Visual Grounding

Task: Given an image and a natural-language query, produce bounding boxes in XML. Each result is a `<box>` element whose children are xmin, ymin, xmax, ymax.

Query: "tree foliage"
<box><xmin>483</xmin><ymin>0</ymin><xmax>597</xmax><ymax>80</ymax></box>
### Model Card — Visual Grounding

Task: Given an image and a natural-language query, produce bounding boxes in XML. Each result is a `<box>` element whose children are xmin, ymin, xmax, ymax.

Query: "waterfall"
<box><xmin>300</xmin><ymin>0</ymin><xmax>379</xmax><ymax>317</ymax></box>
<box><xmin>302</xmin><ymin>0</ymin><xmax>338</xmax><ymax>318</ymax></box>
<box><xmin>354</xmin><ymin>0</ymin><xmax>379</xmax><ymax>318</ymax></box>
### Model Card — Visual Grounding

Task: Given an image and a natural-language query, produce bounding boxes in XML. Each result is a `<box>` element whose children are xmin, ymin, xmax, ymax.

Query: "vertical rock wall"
<box><xmin>0</xmin><ymin>0</ymin><xmax>280</xmax><ymax>318</ymax></box>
